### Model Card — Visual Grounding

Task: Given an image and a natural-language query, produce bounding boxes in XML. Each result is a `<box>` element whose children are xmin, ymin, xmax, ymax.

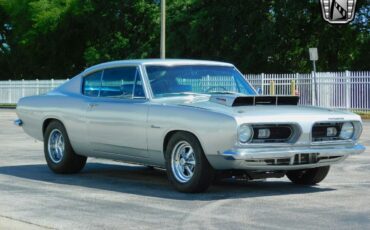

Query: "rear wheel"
<box><xmin>286</xmin><ymin>166</ymin><xmax>330</xmax><ymax>185</ymax></box>
<box><xmin>165</xmin><ymin>132</ymin><xmax>214</xmax><ymax>193</ymax></box>
<box><xmin>44</xmin><ymin>121</ymin><xmax>87</xmax><ymax>174</ymax></box>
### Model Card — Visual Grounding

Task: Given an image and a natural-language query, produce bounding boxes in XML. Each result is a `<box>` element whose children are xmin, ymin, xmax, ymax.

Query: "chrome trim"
<box><xmin>237</xmin><ymin>124</ymin><xmax>254</xmax><ymax>143</ymax></box>
<box><xmin>237</xmin><ymin>122</ymin><xmax>302</xmax><ymax>146</ymax></box>
<box><xmin>311</xmin><ymin>120</ymin><xmax>362</xmax><ymax>144</ymax></box>
<box><xmin>220</xmin><ymin>143</ymin><xmax>365</xmax><ymax>170</ymax></box>
<box><xmin>250</xmin><ymin>124</ymin><xmax>294</xmax><ymax>143</ymax></box>
<box><xmin>47</xmin><ymin>129</ymin><xmax>65</xmax><ymax>164</ymax></box>
<box><xmin>81</xmin><ymin>64</ymin><xmax>150</xmax><ymax>100</ymax></box>
<box><xmin>14</xmin><ymin>119</ymin><xmax>23</xmax><ymax>126</ymax></box>
<box><xmin>171</xmin><ymin>141</ymin><xmax>196</xmax><ymax>183</ymax></box>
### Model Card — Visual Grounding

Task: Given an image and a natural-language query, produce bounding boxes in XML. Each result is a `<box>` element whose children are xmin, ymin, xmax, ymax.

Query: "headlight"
<box><xmin>238</xmin><ymin>124</ymin><xmax>253</xmax><ymax>143</ymax></box>
<box><xmin>340</xmin><ymin>122</ymin><xmax>354</xmax><ymax>140</ymax></box>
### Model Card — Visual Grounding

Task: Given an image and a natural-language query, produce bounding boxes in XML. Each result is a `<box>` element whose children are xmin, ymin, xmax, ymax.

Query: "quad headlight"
<box><xmin>339</xmin><ymin>122</ymin><xmax>354</xmax><ymax>140</ymax></box>
<box><xmin>238</xmin><ymin>124</ymin><xmax>253</xmax><ymax>143</ymax></box>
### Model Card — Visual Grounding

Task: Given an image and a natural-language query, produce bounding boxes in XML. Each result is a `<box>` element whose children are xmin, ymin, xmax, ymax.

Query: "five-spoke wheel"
<box><xmin>47</xmin><ymin>129</ymin><xmax>65</xmax><ymax>164</ymax></box>
<box><xmin>171</xmin><ymin>141</ymin><xmax>196</xmax><ymax>183</ymax></box>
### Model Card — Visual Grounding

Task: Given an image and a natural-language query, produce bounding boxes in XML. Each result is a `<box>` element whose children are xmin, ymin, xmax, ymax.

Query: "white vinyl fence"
<box><xmin>0</xmin><ymin>71</ymin><xmax>369</xmax><ymax>112</ymax></box>
<box><xmin>0</xmin><ymin>79</ymin><xmax>67</xmax><ymax>104</ymax></box>
<box><xmin>245</xmin><ymin>71</ymin><xmax>370</xmax><ymax>113</ymax></box>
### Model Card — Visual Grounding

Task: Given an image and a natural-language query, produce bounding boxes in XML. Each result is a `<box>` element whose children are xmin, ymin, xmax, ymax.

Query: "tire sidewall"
<box><xmin>44</xmin><ymin>121</ymin><xmax>76</xmax><ymax>173</ymax></box>
<box><xmin>165</xmin><ymin>132</ymin><xmax>213</xmax><ymax>192</ymax></box>
<box><xmin>286</xmin><ymin>166</ymin><xmax>330</xmax><ymax>185</ymax></box>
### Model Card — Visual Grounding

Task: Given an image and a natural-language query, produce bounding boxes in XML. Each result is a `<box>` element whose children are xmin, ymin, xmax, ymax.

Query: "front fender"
<box><xmin>147</xmin><ymin>104</ymin><xmax>237</xmax><ymax>166</ymax></box>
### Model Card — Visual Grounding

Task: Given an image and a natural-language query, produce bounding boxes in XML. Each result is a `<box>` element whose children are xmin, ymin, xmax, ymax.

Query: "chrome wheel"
<box><xmin>171</xmin><ymin>141</ymin><xmax>196</xmax><ymax>183</ymax></box>
<box><xmin>47</xmin><ymin>129</ymin><xmax>65</xmax><ymax>164</ymax></box>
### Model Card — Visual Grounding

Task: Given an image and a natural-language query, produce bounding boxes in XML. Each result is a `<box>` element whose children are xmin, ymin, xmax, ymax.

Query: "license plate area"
<box><xmin>294</xmin><ymin>153</ymin><xmax>319</xmax><ymax>165</ymax></box>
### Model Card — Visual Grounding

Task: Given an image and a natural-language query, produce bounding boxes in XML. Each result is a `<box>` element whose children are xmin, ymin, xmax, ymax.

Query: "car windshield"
<box><xmin>145</xmin><ymin>65</ymin><xmax>256</xmax><ymax>98</ymax></box>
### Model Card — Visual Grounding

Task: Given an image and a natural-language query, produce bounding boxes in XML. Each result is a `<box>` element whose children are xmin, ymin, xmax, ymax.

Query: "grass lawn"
<box><xmin>356</xmin><ymin>112</ymin><xmax>370</xmax><ymax>120</ymax></box>
<box><xmin>0</xmin><ymin>104</ymin><xmax>16</xmax><ymax>108</ymax></box>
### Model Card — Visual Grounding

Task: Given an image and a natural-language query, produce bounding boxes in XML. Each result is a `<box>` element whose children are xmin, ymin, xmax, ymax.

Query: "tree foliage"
<box><xmin>0</xmin><ymin>0</ymin><xmax>369</xmax><ymax>79</ymax></box>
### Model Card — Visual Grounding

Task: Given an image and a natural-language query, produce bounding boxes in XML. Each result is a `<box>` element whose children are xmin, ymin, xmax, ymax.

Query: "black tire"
<box><xmin>44</xmin><ymin>121</ymin><xmax>87</xmax><ymax>174</ymax></box>
<box><xmin>286</xmin><ymin>166</ymin><xmax>330</xmax><ymax>185</ymax></box>
<box><xmin>165</xmin><ymin>132</ymin><xmax>214</xmax><ymax>193</ymax></box>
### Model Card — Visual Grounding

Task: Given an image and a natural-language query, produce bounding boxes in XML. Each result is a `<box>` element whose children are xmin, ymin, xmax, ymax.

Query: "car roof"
<box><xmin>83</xmin><ymin>59</ymin><xmax>234</xmax><ymax>74</ymax></box>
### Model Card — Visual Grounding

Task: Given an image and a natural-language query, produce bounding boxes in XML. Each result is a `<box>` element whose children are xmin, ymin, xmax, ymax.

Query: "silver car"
<box><xmin>15</xmin><ymin>59</ymin><xmax>365</xmax><ymax>192</ymax></box>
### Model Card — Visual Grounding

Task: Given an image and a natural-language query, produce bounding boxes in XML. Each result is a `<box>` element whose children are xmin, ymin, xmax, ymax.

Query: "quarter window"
<box><xmin>83</xmin><ymin>71</ymin><xmax>102</xmax><ymax>97</ymax></box>
<box><xmin>100</xmin><ymin>67</ymin><xmax>145</xmax><ymax>99</ymax></box>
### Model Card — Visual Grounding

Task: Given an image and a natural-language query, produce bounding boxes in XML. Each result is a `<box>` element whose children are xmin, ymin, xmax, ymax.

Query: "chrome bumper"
<box><xmin>216</xmin><ymin>143</ymin><xmax>365</xmax><ymax>170</ymax></box>
<box><xmin>14</xmin><ymin>119</ymin><xmax>23</xmax><ymax>126</ymax></box>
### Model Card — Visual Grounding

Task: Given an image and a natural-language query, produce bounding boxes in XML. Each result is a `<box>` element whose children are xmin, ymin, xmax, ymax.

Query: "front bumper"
<box><xmin>213</xmin><ymin>143</ymin><xmax>365</xmax><ymax>170</ymax></box>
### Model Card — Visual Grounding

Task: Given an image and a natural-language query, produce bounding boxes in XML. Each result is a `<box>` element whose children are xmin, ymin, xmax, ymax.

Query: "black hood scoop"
<box><xmin>209</xmin><ymin>95</ymin><xmax>299</xmax><ymax>107</ymax></box>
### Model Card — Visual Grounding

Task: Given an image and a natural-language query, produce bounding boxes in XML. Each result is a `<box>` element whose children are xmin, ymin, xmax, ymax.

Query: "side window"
<box><xmin>83</xmin><ymin>71</ymin><xmax>102</xmax><ymax>97</ymax></box>
<box><xmin>100</xmin><ymin>66</ymin><xmax>145</xmax><ymax>99</ymax></box>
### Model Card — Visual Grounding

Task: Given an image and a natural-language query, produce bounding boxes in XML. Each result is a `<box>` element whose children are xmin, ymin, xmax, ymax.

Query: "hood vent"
<box><xmin>209</xmin><ymin>95</ymin><xmax>299</xmax><ymax>107</ymax></box>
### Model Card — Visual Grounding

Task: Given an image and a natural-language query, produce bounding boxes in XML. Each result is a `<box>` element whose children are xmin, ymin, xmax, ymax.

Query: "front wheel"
<box><xmin>165</xmin><ymin>132</ymin><xmax>214</xmax><ymax>193</ymax></box>
<box><xmin>44</xmin><ymin>121</ymin><xmax>87</xmax><ymax>174</ymax></box>
<box><xmin>286</xmin><ymin>166</ymin><xmax>330</xmax><ymax>185</ymax></box>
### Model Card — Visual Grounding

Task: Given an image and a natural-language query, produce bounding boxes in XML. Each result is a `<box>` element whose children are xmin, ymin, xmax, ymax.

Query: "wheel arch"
<box><xmin>42</xmin><ymin>117</ymin><xmax>66</xmax><ymax>137</ymax></box>
<box><xmin>163</xmin><ymin>130</ymin><xmax>204</xmax><ymax>157</ymax></box>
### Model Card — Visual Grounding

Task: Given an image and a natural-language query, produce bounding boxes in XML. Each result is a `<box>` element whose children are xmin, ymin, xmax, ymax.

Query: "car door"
<box><xmin>85</xmin><ymin>66</ymin><xmax>149</xmax><ymax>159</ymax></box>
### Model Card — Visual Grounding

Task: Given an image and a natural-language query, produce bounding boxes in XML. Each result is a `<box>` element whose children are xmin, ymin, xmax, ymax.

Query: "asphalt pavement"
<box><xmin>0</xmin><ymin>109</ymin><xmax>369</xmax><ymax>230</ymax></box>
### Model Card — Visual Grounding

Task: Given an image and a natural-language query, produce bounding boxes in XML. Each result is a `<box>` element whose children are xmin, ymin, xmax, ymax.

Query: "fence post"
<box><xmin>261</xmin><ymin>73</ymin><xmax>265</xmax><ymax>95</ymax></box>
<box><xmin>296</xmin><ymin>73</ymin><xmax>299</xmax><ymax>97</ymax></box>
<box><xmin>311</xmin><ymin>71</ymin><xmax>315</xmax><ymax>106</ymax></box>
<box><xmin>8</xmin><ymin>79</ymin><xmax>12</xmax><ymax>104</ymax></box>
<box><xmin>51</xmin><ymin>78</ymin><xmax>54</xmax><ymax>90</ymax></box>
<box><xmin>345</xmin><ymin>70</ymin><xmax>351</xmax><ymax>110</ymax></box>
<box><xmin>270</xmin><ymin>80</ymin><xmax>275</xmax><ymax>95</ymax></box>
<box><xmin>21</xmin><ymin>79</ymin><xmax>25</xmax><ymax>98</ymax></box>
<box><xmin>291</xmin><ymin>80</ymin><xmax>296</xmax><ymax>96</ymax></box>
<box><xmin>36</xmin><ymin>79</ymin><xmax>39</xmax><ymax>95</ymax></box>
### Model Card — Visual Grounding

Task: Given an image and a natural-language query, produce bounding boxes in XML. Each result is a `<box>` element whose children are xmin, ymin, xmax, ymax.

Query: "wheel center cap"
<box><xmin>180</xmin><ymin>158</ymin><xmax>186</xmax><ymax>166</ymax></box>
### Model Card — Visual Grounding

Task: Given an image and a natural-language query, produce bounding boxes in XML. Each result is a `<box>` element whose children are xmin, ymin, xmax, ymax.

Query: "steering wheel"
<box><xmin>206</xmin><ymin>86</ymin><xmax>228</xmax><ymax>93</ymax></box>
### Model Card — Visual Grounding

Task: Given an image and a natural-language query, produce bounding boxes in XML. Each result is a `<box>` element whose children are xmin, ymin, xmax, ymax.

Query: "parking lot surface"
<box><xmin>0</xmin><ymin>109</ymin><xmax>369</xmax><ymax>230</ymax></box>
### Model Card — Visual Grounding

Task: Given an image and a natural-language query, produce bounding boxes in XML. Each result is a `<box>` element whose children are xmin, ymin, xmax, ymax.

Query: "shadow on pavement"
<box><xmin>0</xmin><ymin>162</ymin><xmax>335</xmax><ymax>200</ymax></box>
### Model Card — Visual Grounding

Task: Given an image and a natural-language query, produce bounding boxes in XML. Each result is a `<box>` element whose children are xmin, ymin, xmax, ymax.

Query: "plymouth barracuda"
<box><xmin>15</xmin><ymin>59</ymin><xmax>365</xmax><ymax>192</ymax></box>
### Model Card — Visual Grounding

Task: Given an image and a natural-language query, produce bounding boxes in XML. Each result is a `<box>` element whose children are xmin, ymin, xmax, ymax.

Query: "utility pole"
<box><xmin>160</xmin><ymin>0</ymin><xmax>166</xmax><ymax>59</ymax></box>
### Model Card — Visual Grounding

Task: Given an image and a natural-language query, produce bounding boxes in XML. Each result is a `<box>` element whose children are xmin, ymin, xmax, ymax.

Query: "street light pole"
<box><xmin>160</xmin><ymin>0</ymin><xmax>166</xmax><ymax>59</ymax></box>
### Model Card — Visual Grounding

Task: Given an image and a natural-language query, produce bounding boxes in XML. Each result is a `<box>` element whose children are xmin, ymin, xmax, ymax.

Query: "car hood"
<box><xmin>159</xmin><ymin>95</ymin><xmax>361</xmax><ymax>124</ymax></box>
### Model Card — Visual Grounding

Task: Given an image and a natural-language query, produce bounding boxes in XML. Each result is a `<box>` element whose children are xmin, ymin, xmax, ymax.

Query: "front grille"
<box><xmin>251</xmin><ymin>124</ymin><xmax>295</xmax><ymax>143</ymax></box>
<box><xmin>245</xmin><ymin>153</ymin><xmax>343</xmax><ymax>166</ymax></box>
<box><xmin>293</xmin><ymin>153</ymin><xmax>319</xmax><ymax>164</ymax></box>
<box><xmin>312</xmin><ymin>122</ymin><xmax>343</xmax><ymax>142</ymax></box>
<box><xmin>263</xmin><ymin>154</ymin><xmax>319</xmax><ymax>165</ymax></box>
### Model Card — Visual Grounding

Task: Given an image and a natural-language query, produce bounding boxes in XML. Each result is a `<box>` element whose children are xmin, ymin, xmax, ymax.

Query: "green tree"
<box><xmin>0</xmin><ymin>0</ymin><xmax>160</xmax><ymax>78</ymax></box>
<box><xmin>0</xmin><ymin>0</ymin><xmax>368</xmax><ymax>79</ymax></box>
<box><xmin>166</xmin><ymin>0</ymin><xmax>369</xmax><ymax>73</ymax></box>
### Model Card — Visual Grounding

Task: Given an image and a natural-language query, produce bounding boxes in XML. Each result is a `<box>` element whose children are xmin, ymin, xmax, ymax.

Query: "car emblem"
<box><xmin>320</xmin><ymin>0</ymin><xmax>357</xmax><ymax>24</ymax></box>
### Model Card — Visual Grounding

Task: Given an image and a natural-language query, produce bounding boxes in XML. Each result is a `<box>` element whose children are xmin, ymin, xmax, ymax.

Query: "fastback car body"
<box><xmin>15</xmin><ymin>59</ymin><xmax>365</xmax><ymax>192</ymax></box>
